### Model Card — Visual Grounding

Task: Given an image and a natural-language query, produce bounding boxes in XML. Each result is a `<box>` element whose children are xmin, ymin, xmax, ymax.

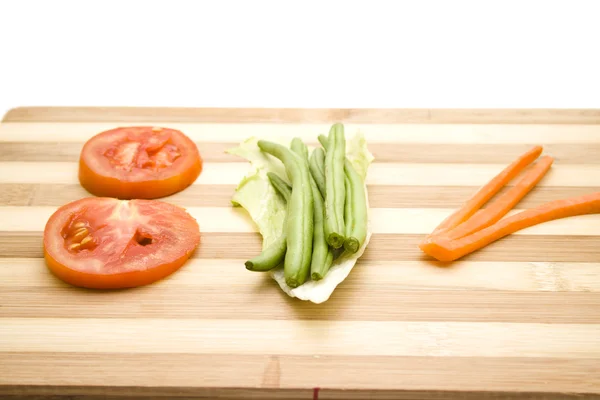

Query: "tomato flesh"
<box><xmin>43</xmin><ymin>197</ymin><xmax>200</xmax><ymax>289</ymax></box>
<box><xmin>79</xmin><ymin>126</ymin><xmax>202</xmax><ymax>199</ymax></box>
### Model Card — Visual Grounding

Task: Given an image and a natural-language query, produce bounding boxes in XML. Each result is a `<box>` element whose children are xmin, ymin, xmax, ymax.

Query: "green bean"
<box><xmin>309</xmin><ymin>147</ymin><xmax>326</xmax><ymax>198</ymax></box>
<box><xmin>317</xmin><ymin>132</ymin><xmax>367</xmax><ymax>253</ymax></box>
<box><xmin>245</xmin><ymin>172</ymin><xmax>291</xmax><ymax>272</ymax></box>
<box><xmin>290</xmin><ymin>138</ymin><xmax>333</xmax><ymax>281</ymax></box>
<box><xmin>324</xmin><ymin>123</ymin><xmax>346</xmax><ymax>248</ymax></box>
<box><xmin>290</xmin><ymin>137</ymin><xmax>309</xmax><ymax>162</ymax></box>
<box><xmin>245</xmin><ymin>235</ymin><xmax>287</xmax><ymax>271</ymax></box>
<box><xmin>267</xmin><ymin>172</ymin><xmax>291</xmax><ymax>202</ymax></box>
<box><xmin>309</xmin><ymin>174</ymin><xmax>334</xmax><ymax>280</ymax></box>
<box><xmin>257</xmin><ymin>140</ymin><xmax>314</xmax><ymax>288</ymax></box>
<box><xmin>343</xmin><ymin>171</ymin><xmax>357</xmax><ymax>251</ymax></box>
<box><xmin>318</xmin><ymin>134</ymin><xmax>329</xmax><ymax>150</ymax></box>
<box><xmin>343</xmin><ymin>159</ymin><xmax>368</xmax><ymax>253</ymax></box>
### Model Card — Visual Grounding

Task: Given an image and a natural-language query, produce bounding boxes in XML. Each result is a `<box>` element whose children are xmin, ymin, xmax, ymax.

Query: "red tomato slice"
<box><xmin>43</xmin><ymin>197</ymin><xmax>200</xmax><ymax>289</ymax></box>
<box><xmin>79</xmin><ymin>126</ymin><xmax>202</xmax><ymax>199</ymax></box>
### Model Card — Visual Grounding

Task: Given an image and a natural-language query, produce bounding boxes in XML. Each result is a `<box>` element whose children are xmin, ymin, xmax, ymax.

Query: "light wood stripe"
<box><xmin>1</xmin><ymin>318</ymin><xmax>598</xmax><ymax>358</ymax></box>
<box><xmin>4</xmin><ymin>258</ymin><xmax>600</xmax><ymax>293</ymax></box>
<box><xmin>2</xmin><ymin>161</ymin><xmax>600</xmax><ymax>187</ymax></box>
<box><xmin>3</xmin><ymin>122</ymin><xmax>600</xmax><ymax>144</ymax></box>
<box><xmin>0</xmin><ymin>389</ymin><xmax>594</xmax><ymax>400</ymax></box>
<box><xmin>3</xmin><ymin>142</ymin><xmax>600</xmax><ymax>164</ymax></box>
<box><xmin>2</xmin><ymin>232</ymin><xmax>599</xmax><ymax>262</ymax></box>
<box><xmin>1</xmin><ymin>353</ymin><xmax>597</xmax><ymax>396</ymax></box>
<box><xmin>3</xmin><ymin>206</ymin><xmax>600</xmax><ymax>236</ymax></box>
<box><xmin>0</xmin><ymin>183</ymin><xmax>596</xmax><ymax>209</ymax></box>
<box><xmin>4</xmin><ymin>107</ymin><xmax>600</xmax><ymax>124</ymax></box>
<box><xmin>1</xmin><ymin>259</ymin><xmax>599</xmax><ymax>323</ymax></box>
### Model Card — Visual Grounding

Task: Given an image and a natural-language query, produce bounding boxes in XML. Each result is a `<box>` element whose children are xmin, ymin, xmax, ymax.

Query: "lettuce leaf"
<box><xmin>226</xmin><ymin>131</ymin><xmax>375</xmax><ymax>303</ymax></box>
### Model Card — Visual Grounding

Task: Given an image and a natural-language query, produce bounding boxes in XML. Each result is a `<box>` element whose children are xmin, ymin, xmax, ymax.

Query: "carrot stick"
<box><xmin>429</xmin><ymin>145</ymin><xmax>543</xmax><ymax>236</ymax></box>
<box><xmin>420</xmin><ymin>192</ymin><xmax>600</xmax><ymax>262</ymax></box>
<box><xmin>441</xmin><ymin>155</ymin><xmax>554</xmax><ymax>241</ymax></box>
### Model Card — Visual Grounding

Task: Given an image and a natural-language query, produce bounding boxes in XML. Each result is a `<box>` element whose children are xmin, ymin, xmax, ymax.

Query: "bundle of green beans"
<box><xmin>245</xmin><ymin>123</ymin><xmax>368</xmax><ymax>288</ymax></box>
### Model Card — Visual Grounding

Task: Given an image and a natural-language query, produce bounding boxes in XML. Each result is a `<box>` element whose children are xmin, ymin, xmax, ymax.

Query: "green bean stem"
<box><xmin>343</xmin><ymin>159</ymin><xmax>368</xmax><ymax>253</ymax></box>
<box><xmin>257</xmin><ymin>140</ymin><xmax>314</xmax><ymax>288</ymax></box>
<box><xmin>267</xmin><ymin>172</ymin><xmax>291</xmax><ymax>202</ymax></box>
<box><xmin>309</xmin><ymin>147</ymin><xmax>326</xmax><ymax>198</ymax></box>
<box><xmin>318</xmin><ymin>134</ymin><xmax>329</xmax><ymax>150</ymax></box>
<box><xmin>324</xmin><ymin>123</ymin><xmax>346</xmax><ymax>248</ymax></box>
<box><xmin>290</xmin><ymin>137</ymin><xmax>309</xmax><ymax>162</ymax></box>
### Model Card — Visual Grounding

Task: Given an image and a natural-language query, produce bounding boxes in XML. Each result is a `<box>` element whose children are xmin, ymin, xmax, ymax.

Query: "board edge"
<box><xmin>3</xmin><ymin>106</ymin><xmax>600</xmax><ymax>124</ymax></box>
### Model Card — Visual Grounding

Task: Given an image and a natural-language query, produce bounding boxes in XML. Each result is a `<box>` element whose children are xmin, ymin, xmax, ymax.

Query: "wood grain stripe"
<box><xmin>0</xmin><ymin>184</ymin><xmax>596</xmax><ymax>209</ymax></box>
<box><xmin>3</xmin><ymin>122</ymin><xmax>600</xmax><ymax>143</ymax></box>
<box><xmin>3</xmin><ymin>288</ymin><xmax>598</xmax><ymax>324</ymax></box>
<box><xmin>4</xmin><ymin>206</ymin><xmax>600</xmax><ymax>236</ymax></box>
<box><xmin>4</xmin><ymin>107</ymin><xmax>600</xmax><ymax>123</ymax></box>
<box><xmin>0</xmin><ymin>391</ymin><xmax>596</xmax><ymax>400</ymax></box>
<box><xmin>2</xmin><ymin>318</ymin><xmax>599</xmax><ymax>358</ymax></box>
<box><xmin>4</xmin><ymin>142</ymin><xmax>600</xmax><ymax>164</ymax></box>
<box><xmin>1</xmin><ymin>353</ymin><xmax>598</xmax><ymax>395</ymax></box>
<box><xmin>2</xmin><ymin>259</ymin><xmax>599</xmax><ymax>323</ymax></box>
<box><xmin>4</xmin><ymin>258</ymin><xmax>600</xmax><ymax>293</ymax></box>
<box><xmin>2</xmin><ymin>232</ymin><xmax>599</xmax><ymax>262</ymax></box>
<box><xmin>3</xmin><ymin>161</ymin><xmax>600</xmax><ymax>186</ymax></box>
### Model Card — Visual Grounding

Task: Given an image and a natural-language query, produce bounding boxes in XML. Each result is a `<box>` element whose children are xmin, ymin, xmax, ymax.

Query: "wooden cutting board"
<box><xmin>1</xmin><ymin>107</ymin><xmax>600</xmax><ymax>399</ymax></box>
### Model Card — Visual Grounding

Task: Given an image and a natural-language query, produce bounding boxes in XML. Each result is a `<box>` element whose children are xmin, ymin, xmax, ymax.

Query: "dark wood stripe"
<box><xmin>0</xmin><ymin>353</ymin><xmax>598</xmax><ymax>396</ymax></box>
<box><xmin>2</xmin><ymin>282</ymin><xmax>598</xmax><ymax>324</ymax></box>
<box><xmin>4</xmin><ymin>107</ymin><xmax>600</xmax><ymax>124</ymax></box>
<box><xmin>2</xmin><ymin>232</ymin><xmax>599</xmax><ymax>262</ymax></box>
<box><xmin>1</xmin><ymin>184</ymin><xmax>596</xmax><ymax>209</ymax></box>
<box><xmin>0</xmin><ymin>393</ymin><xmax>596</xmax><ymax>400</ymax></box>
<box><xmin>0</xmin><ymin>184</ymin><xmax>238</xmax><ymax>207</ymax></box>
<box><xmin>3</xmin><ymin>142</ymin><xmax>600</xmax><ymax>164</ymax></box>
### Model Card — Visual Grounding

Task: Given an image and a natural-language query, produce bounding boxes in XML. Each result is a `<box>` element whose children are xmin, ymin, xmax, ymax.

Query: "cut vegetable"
<box><xmin>420</xmin><ymin>191</ymin><xmax>600</xmax><ymax>262</ymax></box>
<box><xmin>43</xmin><ymin>197</ymin><xmax>200</xmax><ymax>289</ymax></box>
<box><xmin>324</xmin><ymin>123</ymin><xmax>347</xmax><ymax>248</ymax></box>
<box><xmin>79</xmin><ymin>126</ymin><xmax>203</xmax><ymax>199</ymax></box>
<box><xmin>442</xmin><ymin>155</ymin><xmax>554</xmax><ymax>240</ymax></box>
<box><xmin>343</xmin><ymin>160</ymin><xmax>368</xmax><ymax>253</ymax></box>
<box><xmin>429</xmin><ymin>145</ymin><xmax>543</xmax><ymax>236</ymax></box>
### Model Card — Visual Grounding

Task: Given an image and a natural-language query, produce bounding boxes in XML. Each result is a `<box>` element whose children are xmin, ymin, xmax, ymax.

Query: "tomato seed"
<box><xmin>72</xmin><ymin>228</ymin><xmax>88</xmax><ymax>241</ymax></box>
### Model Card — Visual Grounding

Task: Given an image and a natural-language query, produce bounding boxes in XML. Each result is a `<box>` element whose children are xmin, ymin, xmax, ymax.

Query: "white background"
<box><xmin>1</xmin><ymin>0</ymin><xmax>599</xmax><ymax>117</ymax></box>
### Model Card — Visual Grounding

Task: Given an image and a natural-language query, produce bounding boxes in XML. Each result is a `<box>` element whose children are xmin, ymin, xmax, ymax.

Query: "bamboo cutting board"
<box><xmin>1</xmin><ymin>107</ymin><xmax>600</xmax><ymax>400</ymax></box>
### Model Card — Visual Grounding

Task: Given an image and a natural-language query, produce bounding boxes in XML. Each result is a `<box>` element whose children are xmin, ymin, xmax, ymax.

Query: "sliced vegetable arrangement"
<box><xmin>420</xmin><ymin>145</ymin><xmax>600</xmax><ymax>262</ymax></box>
<box><xmin>228</xmin><ymin>123</ymin><xmax>374</xmax><ymax>303</ymax></box>
<box><xmin>43</xmin><ymin>126</ymin><xmax>202</xmax><ymax>289</ymax></box>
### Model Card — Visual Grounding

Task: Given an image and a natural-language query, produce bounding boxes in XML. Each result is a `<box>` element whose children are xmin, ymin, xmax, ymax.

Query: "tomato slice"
<box><xmin>43</xmin><ymin>197</ymin><xmax>200</xmax><ymax>289</ymax></box>
<box><xmin>79</xmin><ymin>126</ymin><xmax>202</xmax><ymax>199</ymax></box>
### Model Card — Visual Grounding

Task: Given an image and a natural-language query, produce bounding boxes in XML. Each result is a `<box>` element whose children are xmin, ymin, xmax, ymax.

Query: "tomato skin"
<box><xmin>78</xmin><ymin>156</ymin><xmax>202</xmax><ymax>200</ymax></box>
<box><xmin>43</xmin><ymin>246</ymin><xmax>195</xmax><ymax>289</ymax></box>
<box><xmin>43</xmin><ymin>197</ymin><xmax>201</xmax><ymax>289</ymax></box>
<box><xmin>78</xmin><ymin>126</ymin><xmax>203</xmax><ymax>200</ymax></box>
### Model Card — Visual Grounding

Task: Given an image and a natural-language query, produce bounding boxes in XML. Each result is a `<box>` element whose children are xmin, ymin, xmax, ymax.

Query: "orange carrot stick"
<box><xmin>441</xmin><ymin>155</ymin><xmax>554</xmax><ymax>241</ymax></box>
<box><xmin>429</xmin><ymin>145</ymin><xmax>543</xmax><ymax>236</ymax></box>
<box><xmin>420</xmin><ymin>192</ymin><xmax>600</xmax><ymax>262</ymax></box>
